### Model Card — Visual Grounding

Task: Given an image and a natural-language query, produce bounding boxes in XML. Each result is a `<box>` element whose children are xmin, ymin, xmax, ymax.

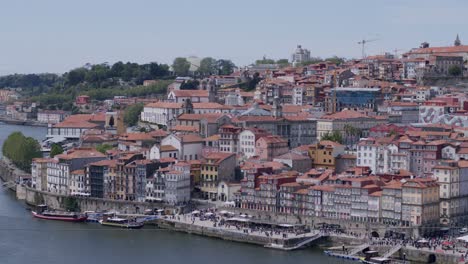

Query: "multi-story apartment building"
<box><xmin>255</xmin><ymin>135</ymin><xmax>289</xmax><ymax>161</ymax></box>
<box><xmin>47</xmin><ymin>148</ymin><xmax>106</xmax><ymax>195</ymax></box>
<box><xmin>200</xmin><ymin>153</ymin><xmax>236</xmax><ymax>200</ymax></box>
<box><xmin>37</xmin><ymin>110</ymin><xmax>70</xmax><ymax>124</ymax></box>
<box><xmin>238</xmin><ymin>128</ymin><xmax>269</xmax><ymax>158</ymax></box>
<box><xmin>31</xmin><ymin>158</ymin><xmax>53</xmax><ymax>191</ymax></box>
<box><xmin>316</xmin><ymin>110</ymin><xmax>387</xmax><ymax>145</ymax></box>
<box><xmin>381</xmin><ymin>181</ymin><xmax>403</xmax><ymax>226</ymax></box>
<box><xmin>409</xmin><ymin>140</ymin><xmax>445</xmax><ymax>176</ymax></box>
<box><xmin>356</xmin><ymin>138</ymin><xmax>400</xmax><ymax>174</ymax></box>
<box><xmin>309</xmin><ymin>140</ymin><xmax>345</xmax><ymax>170</ymax></box>
<box><xmin>218</xmin><ymin>124</ymin><xmax>242</xmax><ymax>154</ymax></box>
<box><xmin>47</xmin><ymin>113</ymin><xmax>106</xmax><ymax>140</ymax></box>
<box><xmin>433</xmin><ymin>161</ymin><xmax>468</xmax><ymax>226</ymax></box>
<box><xmin>163</xmin><ymin>162</ymin><xmax>191</xmax><ymax>205</ymax></box>
<box><xmin>401</xmin><ymin>178</ymin><xmax>439</xmax><ymax>227</ymax></box>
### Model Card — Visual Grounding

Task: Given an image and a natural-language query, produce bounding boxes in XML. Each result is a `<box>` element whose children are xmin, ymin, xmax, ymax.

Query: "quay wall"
<box><xmin>16</xmin><ymin>185</ymin><xmax>177</xmax><ymax>214</ymax></box>
<box><xmin>154</xmin><ymin>219</ymin><xmax>314</xmax><ymax>247</ymax></box>
<box><xmin>222</xmin><ymin>207</ymin><xmax>411</xmax><ymax>238</ymax></box>
<box><xmin>0</xmin><ymin>159</ymin><xmax>19</xmax><ymax>183</ymax></box>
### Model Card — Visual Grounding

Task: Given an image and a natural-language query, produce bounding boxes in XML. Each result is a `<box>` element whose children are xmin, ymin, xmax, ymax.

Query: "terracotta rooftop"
<box><xmin>321</xmin><ymin>110</ymin><xmax>369</xmax><ymax>120</ymax></box>
<box><xmin>56</xmin><ymin>148</ymin><xmax>106</xmax><ymax>160</ymax></box>
<box><xmin>258</xmin><ymin>135</ymin><xmax>288</xmax><ymax>144</ymax></box>
<box><xmin>53</xmin><ymin>113</ymin><xmax>106</xmax><ymax>128</ymax></box>
<box><xmin>177</xmin><ymin>113</ymin><xmax>225</xmax><ymax>123</ymax></box>
<box><xmin>160</xmin><ymin>145</ymin><xmax>178</xmax><ymax>152</ymax></box>
<box><xmin>89</xmin><ymin>159</ymin><xmax>117</xmax><ymax>167</ymax></box>
<box><xmin>171</xmin><ymin>90</ymin><xmax>209</xmax><ymax>97</ymax></box>
<box><xmin>170</xmin><ymin>125</ymin><xmax>199</xmax><ymax>133</ymax></box>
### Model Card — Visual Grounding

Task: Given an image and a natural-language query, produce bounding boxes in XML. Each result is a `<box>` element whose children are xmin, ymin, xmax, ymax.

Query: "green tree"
<box><xmin>276</xmin><ymin>59</ymin><xmax>290</xmax><ymax>67</ymax></box>
<box><xmin>448</xmin><ymin>65</ymin><xmax>462</xmax><ymax>76</ymax></box>
<box><xmin>50</xmin><ymin>143</ymin><xmax>64</xmax><ymax>158</ymax></box>
<box><xmin>63</xmin><ymin>197</ymin><xmax>80</xmax><ymax>212</ymax></box>
<box><xmin>2</xmin><ymin>132</ymin><xmax>42</xmax><ymax>172</ymax></box>
<box><xmin>324</xmin><ymin>56</ymin><xmax>346</xmax><ymax>65</ymax></box>
<box><xmin>321</xmin><ymin>131</ymin><xmax>343</xmax><ymax>144</ymax></box>
<box><xmin>198</xmin><ymin>57</ymin><xmax>217</xmax><ymax>76</ymax></box>
<box><xmin>172</xmin><ymin>57</ymin><xmax>191</xmax><ymax>76</ymax></box>
<box><xmin>96</xmin><ymin>144</ymin><xmax>113</xmax><ymax>154</ymax></box>
<box><xmin>255</xmin><ymin>58</ymin><xmax>275</xmax><ymax>65</ymax></box>
<box><xmin>123</xmin><ymin>103</ymin><xmax>144</xmax><ymax>127</ymax></box>
<box><xmin>216</xmin><ymin>59</ymin><xmax>235</xmax><ymax>75</ymax></box>
<box><xmin>180</xmin><ymin>80</ymin><xmax>200</xmax><ymax>90</ymax></box>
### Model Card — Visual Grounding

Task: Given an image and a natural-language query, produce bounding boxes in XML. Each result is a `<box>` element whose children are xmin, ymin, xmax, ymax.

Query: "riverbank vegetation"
<box><xmin>2</xmin><ymin>132</ymin><xmax>41</xmax><ymax>172</ymax></box>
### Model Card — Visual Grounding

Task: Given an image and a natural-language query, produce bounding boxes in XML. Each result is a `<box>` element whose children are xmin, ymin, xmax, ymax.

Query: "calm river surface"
<box><xmin>0</xmin><ymin>123</ymin><xmax>348</xmax><ymax>264</ymax></box>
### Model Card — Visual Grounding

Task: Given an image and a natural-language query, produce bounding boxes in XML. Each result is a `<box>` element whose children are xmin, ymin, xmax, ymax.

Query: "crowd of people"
<box><xmin>168</xmin><ymin>208</ymin><xmax>314</xmax><ymax>240</ymax></box>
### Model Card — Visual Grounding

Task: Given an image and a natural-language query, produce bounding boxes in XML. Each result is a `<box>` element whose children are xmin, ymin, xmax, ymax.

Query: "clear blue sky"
<box><xmin>0</xmin><ymin>0</ymin><xmax>466</xmax><ymax>75</ymax></box>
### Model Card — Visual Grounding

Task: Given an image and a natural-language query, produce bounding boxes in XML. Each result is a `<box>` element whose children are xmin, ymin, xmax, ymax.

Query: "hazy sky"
<box><xmin>0</xmin><ymin>0</ymin><xmax>467</xmax><ymax>75</ymax></box>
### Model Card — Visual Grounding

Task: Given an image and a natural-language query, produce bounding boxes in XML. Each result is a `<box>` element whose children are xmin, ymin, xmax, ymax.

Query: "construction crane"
<box><xmin>358</xmin><ymin>38</ymin><xmax>379</xmax><ymax>59</ymax></box>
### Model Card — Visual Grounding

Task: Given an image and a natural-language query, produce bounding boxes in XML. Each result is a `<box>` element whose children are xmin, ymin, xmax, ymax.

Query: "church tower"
<box><xmin>271</xmin><ymin>97</ymin><xmax>283</xmax><ymax>118</ymax></box>
<box><xmin>182</xmin><ymin>99</ymin><xmax>193</xmax><ymax>114</ymax></box>
<box><xmin>455</xmin><ymin>34</ymin><xmax>461</xmax><ymax>46</ymax></box>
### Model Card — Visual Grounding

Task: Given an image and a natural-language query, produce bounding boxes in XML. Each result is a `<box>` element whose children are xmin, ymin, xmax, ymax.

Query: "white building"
<box><xmin>47</xmin><ymin>160</ymin><xmax>70</xmax><ymax>195</ymax></box>
<box><xmin>164</xmin><ymin>162</ymin><xmax>191</xmax><ymax>205</ymax></box>
<box><xmin>238</xmin><ymin>128</ymin><xmax>269</xmax><ymax>158</ymax></box>
<box><xmin>292</xmin><ymin>86</ymin><xmax>304</xmax><ymax>105</ymax></box>
<box><xmin>433</xmin><ymin>163</ymin><xmax>462</xmax><ymax>225</ymax></box>
<box><xmin>37</xmin><ymin>110</ymin><xmax>69</xmax><ymax>124</ymax></box>
<box><xmin>141</xmin><ymin>101</ymin><xmax>231</xmax><ymax>127</ymax></box>
<box><xmin>357</xmin><ymin>138</ymin><xmax>401</xmax><ymax>174</ymax></box>
<box><xmin>141</xmin><ymin>102</ymin><xmax>183</xmax><ymax>127</ymax></box>
<box><xmin>69</xmin><ymin>169</ymin><xmax>88</xmax><ymax>196</ymax></box>
<box><xmin>217</xmin><ymin>181</ymin><xmax>241</xmax><ymax>202</ymax></box>
<box><xmin>31</xmin><ymin>158</ymin><xmax>53</xmax><ymax>191</ymax></box>
<box><xmin>291</xmin><ymin>45</ymin><xmax>311</xmax><ymax>66</ymax></box>
<box><xmin>167</xmin><ymin>90</ymin><xmax>210</xmax><ymax>103</ymax></box>
<box><xmin>161</xmin><ymin>133</ymin><xmax>203</xmax><ymax>161</ymax></box>
<box><xmin>46</xmin><ymin>113</ymin><xmax>105</xmax><ymax>139</ymax></box>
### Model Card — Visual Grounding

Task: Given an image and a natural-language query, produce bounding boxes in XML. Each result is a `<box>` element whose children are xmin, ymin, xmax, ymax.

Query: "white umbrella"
<box><xmin>191</xmin><ymin>210</ymin><xmax>200</xmax><ymax>215</ymax></box>
<box><xmin>240</xmin><ymin>214</ymin><xmax>247</xmax><ymax>218</ymax></box>
<box><xmin>204</xmin><ymin>212</ymin><xmax>214</xmax><ymax>217</ymax></box>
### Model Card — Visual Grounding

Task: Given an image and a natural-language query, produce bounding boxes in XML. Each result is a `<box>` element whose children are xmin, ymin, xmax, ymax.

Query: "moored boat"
<box><xmin>32</xmin><ymin>205</ymin><xmax>87</xmax><ymax>222</ymax></box>
<box><xmin>99</xmin><ymin>217</ymin><xmax>144</xmax><ymax>229</ymax></box>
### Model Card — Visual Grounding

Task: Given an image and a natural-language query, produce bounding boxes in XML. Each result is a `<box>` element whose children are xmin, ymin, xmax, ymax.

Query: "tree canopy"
<box><xmin>172</xmin><ymin>57</ymin><xmax>191</xmax><ymax>76</ymax></box>
<box><xmin>2</xmin><ymin>132</ymin><xmax>42</xmax><ymax>172</ymax></box>
<box><xmin>198</xmin><ymin>57</ymin><xmax>217</xmax><ymax>76</ymax></box>
<box><xmin>123</xmin><ymin>103</ymin><xmax>144</xmax><ymax>127</ymax></box>
<box><xmin>96</xmin><ymin>144</ymin><xmax>113</xmax><ymax>154</ymax></box>
<box><xmin>50</xmin><ymin>143</ymin><xmax>64</xmax><ymax>158</ymax></box>
<box><xmin>448</xmin><ymin>65</ymin><xmax>462</xmax><ymax>76</ymax></box>
<box><xmin>216</xmin><ymin>59</ymin><xmax>235</xmax><ymax>75</ymax></box>
<box><xmin>321</xmin><ymin>131</ymin><xmax>343</xmax><ymax>144</ymax></box>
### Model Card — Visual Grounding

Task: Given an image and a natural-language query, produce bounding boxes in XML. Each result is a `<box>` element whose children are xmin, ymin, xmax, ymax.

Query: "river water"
<box><xmin>0</xmin><ymin>123</ymin><xmax>346</xmax><ymax>264</ymax></box>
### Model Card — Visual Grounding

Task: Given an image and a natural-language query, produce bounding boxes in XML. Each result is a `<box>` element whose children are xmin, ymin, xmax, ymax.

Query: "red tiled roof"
<box><xmin>89</xmin><ymin>159</ymin><xmax>117</xmax><ymax>167</ymax></box>
<box><xmin>409</xmin><ymin>45</ymin><xmax>468</xmax><ymax>55</ymax></box>
<box><xmin>170</xmin><ymin>125</ymin><xmax>199</xmax><ymax>133</ymax></box>
<box><xmin>53</xmin><ymin>113</ymin><xmax>106</xmax><ymax>128</ymax></box>
<box><xmin>56</xmin><ymin>148</ymin><xmax>106</xmax><ymax>160</ymax></box>
<box><xmin>171</xmin><ymin>90</ymin><xmax>209</xmax><ymax>97</ymax></box>
<box><xmin>321</xmin><ymin>110</ymin><xmax>369</xmax><ymax>120</ymax></box>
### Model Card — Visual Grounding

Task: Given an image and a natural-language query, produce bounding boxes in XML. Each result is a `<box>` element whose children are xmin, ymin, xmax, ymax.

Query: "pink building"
<box><xmin>255</xmin><ymin>135</ymin><xmax>289</xmax><ymax>161</ymax></box>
